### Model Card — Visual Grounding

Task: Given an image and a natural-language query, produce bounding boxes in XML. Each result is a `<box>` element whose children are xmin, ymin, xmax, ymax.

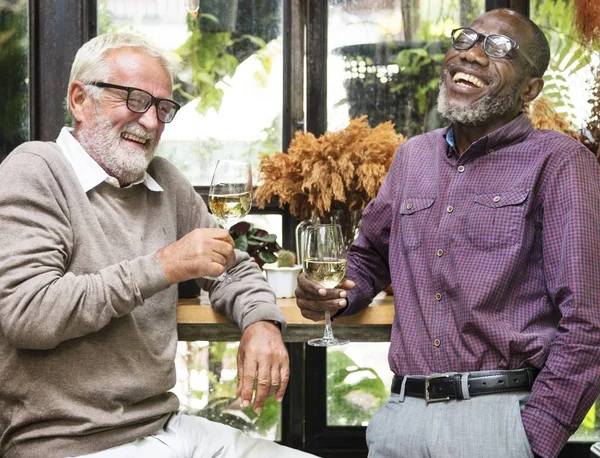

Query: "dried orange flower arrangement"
<box><xmin>525</xmin><ymin>96</ymin><xmax>582</xmax><ymax>142</ymax></box>
<box><xmin>255</xmin><ymin>116</ymin><xmax>406</xmax><ymax>219</ymax></box>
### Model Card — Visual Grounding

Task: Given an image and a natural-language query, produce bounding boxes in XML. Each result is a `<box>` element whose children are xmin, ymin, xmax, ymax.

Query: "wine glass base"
<box><xmin>307</xmin><ymin>337</ymin><xmax>349</xmax><ymax>347</ymax></box>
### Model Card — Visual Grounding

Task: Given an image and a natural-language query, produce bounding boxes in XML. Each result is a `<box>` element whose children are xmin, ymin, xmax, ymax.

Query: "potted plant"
<box><xmin>263</xmin><ymin>250</ymin><xmax>302</xmax><ymax>299</ymax></box>
<box><xmin>255</xmin><ymin>116</ymin><xmax>406</xmax><ymax>251</ymax></box>
<box><xmin>229</xmin><ymin>221</ymin><xmax>280</xmax><ymax>268</ymax></box>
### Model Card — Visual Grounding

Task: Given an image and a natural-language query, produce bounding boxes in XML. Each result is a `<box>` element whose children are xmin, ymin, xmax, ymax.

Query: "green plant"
<box><xmin>183</xmin><ymin>341</ymin><xmax>280</xmax><ymax>437</ymax></box>
<box><xmin>531</xmin><ymin>0</ymin><xmax>593</xmax><ymax>122</ymax></box>
<box><xmin>276</xmin><ymin>249</ymin><xmax>296</xmax><ymax>268</ymax></box>
<box><xmin>175</xmin><ymin>14</ymin><xmax>265</xmax><ymax>115</ymax></box>
<box><xmin>0</xmin><ymin>0</ymin><xmax>28</xmax><ymax>158</ymax></box>
<box><xmin>390</xmin><ymin>41</ymin><xmax>449</xmax><ymax>130</ymax></box>
<box><xmin>229</xmin><ymin>221</ymin><xmax>280</xmax><ymax>267</ymax></box>
<box><xmin>327</xmin><ymin>350</ymin><xmax>388</xmax><ymax>426</ymax></box>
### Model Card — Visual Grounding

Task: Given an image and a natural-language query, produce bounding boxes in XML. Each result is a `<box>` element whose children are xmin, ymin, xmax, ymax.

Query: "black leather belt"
<box><xmin>391</xmin><ymin>368</ymin><xmax>539</xmax><ymax>403</ymax></box>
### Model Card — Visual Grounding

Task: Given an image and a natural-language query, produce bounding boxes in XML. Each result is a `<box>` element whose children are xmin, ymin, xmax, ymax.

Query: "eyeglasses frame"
<box><xmin>450</xmin><ymin>27</ymin><xmax>539</xmax><ymax>75</ymax></box>
<box><xmin>87</xmin><ymin>82</ymin><xmax>181</xmax><ymax>123</ymax></box>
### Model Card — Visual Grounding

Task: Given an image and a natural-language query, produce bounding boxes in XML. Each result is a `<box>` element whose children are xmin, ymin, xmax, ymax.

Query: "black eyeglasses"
<box><xmin>451</xmin><ymin>28</ymin><xmax>538</xmax><ymax>74</ymax></box>
<box><xmin>88</xmin><ymin>82</ymin><xmax>180</xmax><ymax>123</ymax></box>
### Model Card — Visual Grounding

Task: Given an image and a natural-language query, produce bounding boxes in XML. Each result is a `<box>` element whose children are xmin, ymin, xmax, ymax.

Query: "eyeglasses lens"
<box><xmin>157</xmin><ymin>101</ymin><xmax>177</xmax><ymax>123</ymax></box>
<box><xmin>452</xmin><ymin>29</ymin><xmax>515</xmax><ymax>59</ymax></box>
<box><xmin>453</xmin><ymin>29</ymin><xmax>477</xmax><ymax>49</ymax></box>
<box><xmin>127</xmin><ymin>89</ymin><xmax>177</xmax><ymax>123</ymax></box>
<box><xmin>127</xmin><ymin>90</ymin><xmax>152</xmax><ymax>113</ymax></box>
<box><xmin>485</xmin><ymin>35</ymin><xmax>513</xmax><ymax>58</ymax></box>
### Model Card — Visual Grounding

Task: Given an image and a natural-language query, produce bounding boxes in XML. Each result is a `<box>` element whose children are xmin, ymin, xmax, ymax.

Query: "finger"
<box><xmin>297</xmin><ymin>300</ymin><xmax>345</xmax><ymax>316</ymax></box>
<box><xmin>212</xmin><ymin>239</ymin><xmax>235</xmax><ymax>257</ymax></box>
<box><xmin>275</xmin><ymin>364</ymin><xmax>290</xmax><ymax>402</ymax></box>
<box><xmin>300</xmin><ymin>308</ymin><xmax>326</xmax><ymax>321</ymax></box>
<box><xmin>236</xmin><ymin>356</ymin><xmax>244</xmax><ymax>399</ymax></box>
<box><xmin>269</xmin><ymin>365</ymin><xmax>281</xmax><ymax>399</ymax></box>
<box><xmin>239</xmin><ymin>358</ymin><xmax>257</xmax><ymax>409</ymax></box>
<box><xmin>252</xmin><ymin>361</ymin><xmax>271</xmax><ymax>413</ymax></box>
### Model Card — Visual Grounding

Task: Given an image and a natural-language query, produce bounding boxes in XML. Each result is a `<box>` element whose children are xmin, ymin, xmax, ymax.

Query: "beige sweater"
<box><xmin>0</xmin><ymin>142</ymin><xmax>284</xmax><ymax>458</ymax></box>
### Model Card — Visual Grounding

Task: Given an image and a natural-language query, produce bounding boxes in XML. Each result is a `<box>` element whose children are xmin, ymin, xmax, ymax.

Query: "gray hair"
<box><xmin>69</xmin><ymin>33</ymin><xmax>180</xmax><ymax>99</ymax></box>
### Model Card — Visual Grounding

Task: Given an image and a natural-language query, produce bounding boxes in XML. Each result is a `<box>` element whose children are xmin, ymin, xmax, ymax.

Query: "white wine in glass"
<box><xmin>303</xmin><ymin>224</ymin><xmax>349</xmax><ymax>346</ymax></box>
<box><xmin>206</xmin><ymin>159</ymin><xmax>252</xmax><ymax>282</ymax></box>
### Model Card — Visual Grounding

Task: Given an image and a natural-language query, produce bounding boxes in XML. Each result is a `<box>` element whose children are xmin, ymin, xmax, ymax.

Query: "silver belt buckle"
<box><xmin>425</xmin><ymin>374</ymin><xmax>451</xmax><ymax>403</ymax></box>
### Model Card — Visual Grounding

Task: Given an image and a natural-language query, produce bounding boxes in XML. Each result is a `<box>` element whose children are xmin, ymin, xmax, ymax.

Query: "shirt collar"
<box><xmin>443</xmin><ymin>113</ymin><xmax>534</xmax><ymax>158</ymax></box>
<box><xmin>55</xmin><ymin>127</ymin><xmax>163</xmax><ymax>193</ymax></box>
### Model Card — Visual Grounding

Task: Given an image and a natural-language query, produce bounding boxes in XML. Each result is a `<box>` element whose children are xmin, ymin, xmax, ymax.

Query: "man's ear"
<box><xmin>520</xmin><ymin>76</ymin><xmax>544</xmax><ymax>104</ymax></box>
<box><xmin>68</xmin><ymin>81</ymin><xmax>89</xmax><ymax>124</ymax></box>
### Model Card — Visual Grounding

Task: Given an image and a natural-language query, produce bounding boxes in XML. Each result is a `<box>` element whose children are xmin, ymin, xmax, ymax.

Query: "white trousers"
<box><xmin>70</xmin><ymin>412</ymin><xmax>319</xmax><ymax>458</ymax></box>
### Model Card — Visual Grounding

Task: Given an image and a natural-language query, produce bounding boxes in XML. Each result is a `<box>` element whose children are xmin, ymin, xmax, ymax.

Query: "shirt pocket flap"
<box><xmin>473</xmin><ymin>189</ymin><xmax>529</xmax><ymax>209</ymax></box>
<box><xmin>399</xmin><ymin>198</ymin><xmax>435</xmax><ymax>215</ymax></box>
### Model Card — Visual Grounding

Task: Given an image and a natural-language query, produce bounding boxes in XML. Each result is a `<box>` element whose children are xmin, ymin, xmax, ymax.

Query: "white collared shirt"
<box><xmin>55</xmin><ymin>127</ymin><xmax>163</xmax><ymax>193</ymax></box>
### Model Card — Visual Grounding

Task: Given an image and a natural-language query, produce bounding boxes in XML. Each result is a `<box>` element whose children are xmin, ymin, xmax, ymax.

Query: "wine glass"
<box><xmin>206</xmin><ymin>159</ymin><xmax>253</xmax><ymax>282</ymax></box>
<box><xmin>303</xmin><ymin>224</ymin><xmax>349</xmax><ymax>347</ymax></box>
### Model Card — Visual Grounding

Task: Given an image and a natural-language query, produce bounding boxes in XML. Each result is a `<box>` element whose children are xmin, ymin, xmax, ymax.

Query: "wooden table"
<box><xmin>177</xmin><ymin>295</ymin><xmax>394</xmax><ymax>342</ymax></box>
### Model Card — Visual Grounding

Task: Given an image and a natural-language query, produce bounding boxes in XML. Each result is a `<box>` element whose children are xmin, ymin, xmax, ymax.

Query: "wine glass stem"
<box><xmin>322</xmin><ymin>311</ymin><xmax>335</xmax><ymax>342</ymax></box>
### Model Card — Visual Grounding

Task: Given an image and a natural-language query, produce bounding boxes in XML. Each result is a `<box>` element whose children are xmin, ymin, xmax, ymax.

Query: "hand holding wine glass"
<box><xmin>206</xmin><ymin>159</ymin><xmax>252</xmax><ymax>282</ymax></box>
<box><xmin>303</xmin><ymin>223</ymin><xmax>349</xmax><ymax>346</ymax></box>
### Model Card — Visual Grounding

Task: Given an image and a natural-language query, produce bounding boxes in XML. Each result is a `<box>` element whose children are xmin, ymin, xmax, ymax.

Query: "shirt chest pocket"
<box><xmin>399</xmin><ymin>197</ymin><xmax>435</xmax><ymax>249</ymax></box>
<box><xmin>466</xmin><ymin>189</ymin><xmax>529</xmax><ymax>251</ymax></box>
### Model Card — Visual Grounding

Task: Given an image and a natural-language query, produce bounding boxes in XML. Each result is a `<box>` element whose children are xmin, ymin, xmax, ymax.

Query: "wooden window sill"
<box><xmin>177</xmin><ymin>296</ymin><xmax>393</xmax><ymax>342</ymax></box>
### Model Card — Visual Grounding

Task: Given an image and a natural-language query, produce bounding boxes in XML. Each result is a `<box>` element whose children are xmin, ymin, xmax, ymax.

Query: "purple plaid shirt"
<box><xmin>345</xmin><ymin>114</ymin><xmax>600</xmax><ymax>458</ymax></box>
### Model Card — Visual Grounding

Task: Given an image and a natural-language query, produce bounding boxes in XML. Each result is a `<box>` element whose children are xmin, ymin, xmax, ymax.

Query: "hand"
<box><xmin>295</xmin><ymin>273</ymin><xmax>355</xmax><ymax>321</ymax></box>
<box><xmin>237</xmin><ymin>321</ymin><xmax>289</xmax><ymax>413</ymax></box>
<box><xmin>156</xmin><ymin>228</ymin><xmax>236</xmax><ymax>284</ymax></box>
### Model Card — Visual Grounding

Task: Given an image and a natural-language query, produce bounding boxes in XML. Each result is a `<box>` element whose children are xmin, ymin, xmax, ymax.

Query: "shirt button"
<box><xmin>406</xmin><ymin>202</ymin><xmax>413</xmax><ymax>210</ymax></box>
<box><xmin>493</xmin><ymin>195</ymin><xmax>501</xmax><ymax>203</ymax></box>
<box><xmin>458</xmin><ymin>165</ymin><xmax>465</xmax><ymax>173</ymax></box>
<box><xmin>488</xmin><ymin>148</ymin><xmax>494</xmax><ymax>153</ymax></box>
<box><xmin>434</xmin><ymin>339</ymin><xmax>441</xmax><ymax>347</ymax></box>
<box><xmin>436</xmin><ymin>249</ymin><xmax>444</xmax><ymax>257</ymax></box>
<box><xmin>435</xmin><ymin>293</ymin><xmax>442</xmax><ymax>301</ymax></box>
<box><xmin>446</xmin><ymin>205</ymin><xmax>453</xmax><ymax>213</ymax></box>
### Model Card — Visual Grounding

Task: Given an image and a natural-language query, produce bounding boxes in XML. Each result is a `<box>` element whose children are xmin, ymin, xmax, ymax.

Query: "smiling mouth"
<box><xmin>121</xmin><ymin>132</ymin><xmax>151</xmax><ymax>146</ymax></box>
<box><xmin>452</xmin><ymin>72</ymin><xmax>487</xmax><ymax>89</ymax></box>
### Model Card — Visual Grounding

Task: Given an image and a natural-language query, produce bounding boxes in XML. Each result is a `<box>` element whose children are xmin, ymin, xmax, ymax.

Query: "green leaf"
<box><xmin>252</xmin><ymin>234</ymin><xmax>277</xmax><ymax>243</ymax></box>
<box><xmin>258</xmin><ymin>251</ymin><xmax>277</xmax><ymax>264</ymax></box>
<box><xmin>234</xmin><ymin>235</ymin><xmax>248</xmax><ymax>251</ymax></box>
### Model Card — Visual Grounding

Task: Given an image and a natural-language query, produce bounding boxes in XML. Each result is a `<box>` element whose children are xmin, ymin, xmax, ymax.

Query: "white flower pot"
<box><xmin>263</xmin><ymin>265</ymin><xmax>302</xmax><ymax>298</ymax></box>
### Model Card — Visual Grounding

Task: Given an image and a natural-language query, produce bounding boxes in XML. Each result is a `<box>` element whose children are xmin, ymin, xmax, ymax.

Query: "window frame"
<box><xmin>27</xmin><ymin>1</ymin><xmax>595</xmax><ymax>456</ymax></box>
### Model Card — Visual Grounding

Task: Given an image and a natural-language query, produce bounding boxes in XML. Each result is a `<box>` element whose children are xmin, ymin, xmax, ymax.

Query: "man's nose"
<box><xmin>459</xmin><ymin>40</ymin><xmax>489</xmax><ymax>66</ymax></box>
<box><xmin>137</xmin><ymin>104</ymin><xmax>160</xmax><ymax>132</ymax></box>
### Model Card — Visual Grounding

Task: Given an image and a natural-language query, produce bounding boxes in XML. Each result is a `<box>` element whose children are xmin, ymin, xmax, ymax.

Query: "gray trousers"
<box><xmin>366</xmin><ymin>391</ymin><xmax>534</xmax><ymax>458</ymax></box>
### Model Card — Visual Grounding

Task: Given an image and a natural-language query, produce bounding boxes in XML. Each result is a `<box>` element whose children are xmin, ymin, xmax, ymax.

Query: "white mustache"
<box><xmin>120</xmin><ymin>124</ymin><xmax>156</xmax><ymax>142</ymax></box>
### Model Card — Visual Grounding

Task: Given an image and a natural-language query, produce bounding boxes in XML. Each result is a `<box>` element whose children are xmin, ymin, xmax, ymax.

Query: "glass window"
<box><xmin>324</xmin><ymin>0</ymin><xmax>484</xmax><ymax>429</ymax></box>
<box><xmin>98</xmin><ymin>0</ymin><xmax>283</xmax><ymax>186</ymax></box>
<box><xmin>327</xmin><ymin>342</ymin><xmax>392</xmax><ymax>426</ymax></box>
<box><xmin>173</xmin><ymin>341</ymin><xmax>281</xmax><ymax>440</ymax></box>
<box><xmin>530</xmin><ymin>0</ymin><xmax>599</xmax><ymax>130</ymax></box>
<box><xmin>98</xmin><ymin>2</ymin><xmax>286</xmax><ymax>439</ymax></box>
<box><xmin>327</xmin><ymin>0</ymin><xmax>485</xmax><ymax>136</ymax></box>
<box><xmin>0</xmin><ymin>0</ymin><xmax>29</xmax><ymax>162</ymax></box>
<box><xmin>530</xmin><ymin>2</ymin><xmax>600</xmax><ymax>443</ymax></box>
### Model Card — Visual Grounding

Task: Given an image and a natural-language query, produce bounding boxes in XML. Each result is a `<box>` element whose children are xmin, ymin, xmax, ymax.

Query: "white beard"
<box><xmin>78</xmin><ymin>105</ymin><xmax>157</xmax><ymax>185</ymax></box>
<box><xmin>436</xmin><ymin>73</ymin><xmax>520</xmax><ymax>126</ymax></box>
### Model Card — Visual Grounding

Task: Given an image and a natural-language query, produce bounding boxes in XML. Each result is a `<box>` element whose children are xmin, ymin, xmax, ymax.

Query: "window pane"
<box><xmin>98</xmin><ymin>0</ymin><xmax>283</xmax><ymax>186</ymax></box>
<box><xmin>530</xmin><ymin>0</ymin><xmax>600</xmax><ymax>146</ymax></box>
<box><xmin>173</xmin><ymin>341</ymin><xmax>282</xmax><ymax>440</ymax></box>
<box><xmin>327</xmin><ymin>0</ymin><xmax>484</xmax><ymax>136</ymax></box>
<box><xmin>0</xmin><ymin>0</ymin><xmax>29</xmax><ymax>162</ymax></box>
<box><xmin>530</xmin><ymin>3</ymin><xmax>600</xmax><ymax>442</ymax></box>
<box><xmin>327</xmin><ymin>342</ymin><xmax>392</xmax><ymax>426</ymax></box>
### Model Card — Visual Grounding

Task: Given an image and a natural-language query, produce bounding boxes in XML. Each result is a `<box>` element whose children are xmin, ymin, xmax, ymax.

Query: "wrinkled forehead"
<box><xmin>470</xmin><ymin>11</ymin><xmax>531</xmax><ymax>44</ymax></box>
